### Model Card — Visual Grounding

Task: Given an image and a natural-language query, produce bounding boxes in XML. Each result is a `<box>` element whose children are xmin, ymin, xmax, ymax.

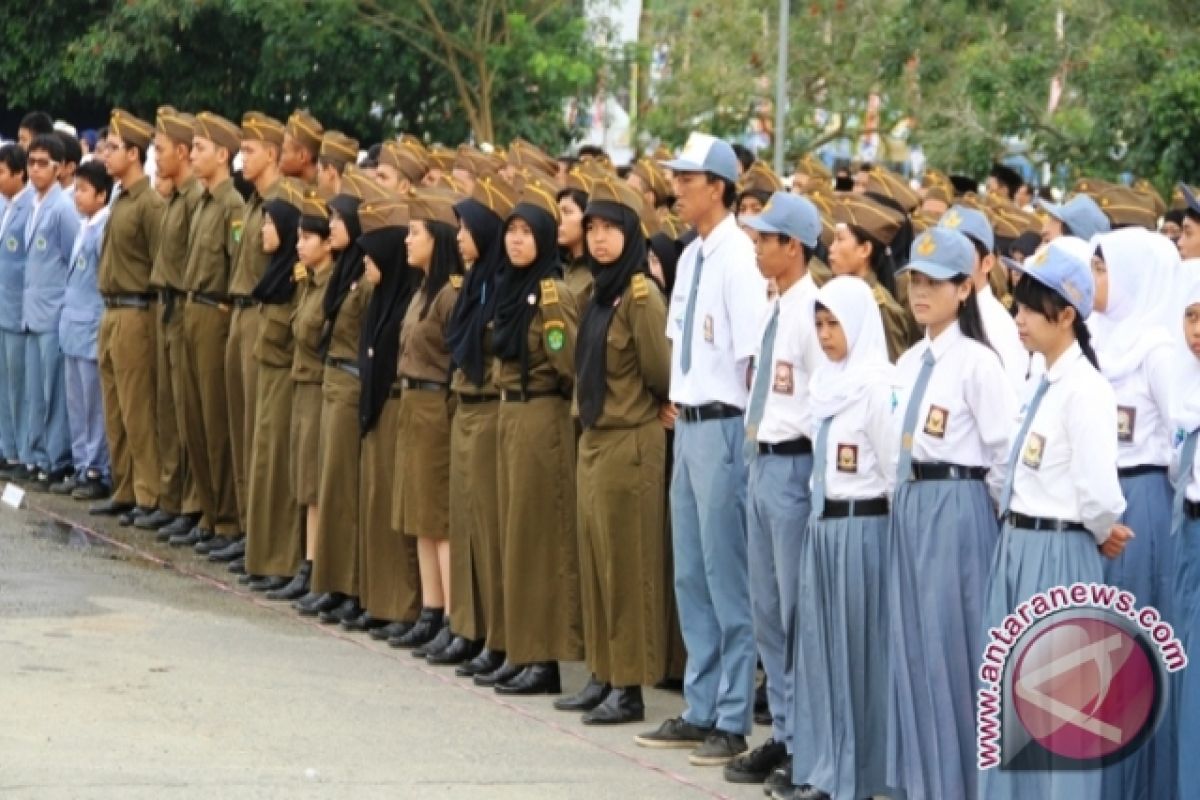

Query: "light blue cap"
<box><xmin>1012</xmin><ymin>237</ymin><xmax>1096</xmax><ymax>319</ymax></box>
<box><xmin>1037</xmin><ymin>194</ymin><xmax>1111</xmax><ymax>241</ymax></box>
<box><xmin>937</xmin><ymin>204</ymin><xmax>994</xmax><ymax>253</ymax></box>
<box><xmin>660</xmin><ymin>132</ymin><xmax>740</xmax><ymax>185</ymax></box>
<box><xmin>741</xmin><ymin>192</ymin><xmax>821</xmax><ymax>248</ymax></box>
<box><xmin>1179</xmin><ymin>182</ymin><xmax>1200</xmax><ymax>216</ymax></box>
<box><xmin>899</xmin><ymin>227</ymin><xmax>976</xmax><ymax>280</ymax></box>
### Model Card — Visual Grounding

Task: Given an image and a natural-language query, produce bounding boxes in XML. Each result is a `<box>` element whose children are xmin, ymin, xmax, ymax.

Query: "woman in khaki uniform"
<box><xmin>484</xmin><ymin>173</ymin><xmax>583</xmax><ymax>695</ymax></box>
<box><xmin>556</xmin><ymin>165</ymin><xmax>595</xmax><ymax>305</ymax></box>
<box><xmin>243</xmin><ymin>178</ymin><xmax>308</xmax><ymax>594</ymax></box>
<box><xmin>389</xmin><ymin>191</ymin><xmax>466</xmax><ymax>658</ymax></box>
<box><xmin>351</xmin><ymin>195</ymin><xmax>423</xmax><ymax>637</ymax></box>
<box><xmin>554</xmin><ymin>178</ymin><xmax>670</xmax><ymax>724</ymax></box>
<box><xmin>269</xmin><ymin>191</ymin><xmax>335</xmax><ymax>603</ymax></box>
<box><xmin>445</xmin><ymin>175</ymin><xmax>518</xmax><ymax>681</ymax></box>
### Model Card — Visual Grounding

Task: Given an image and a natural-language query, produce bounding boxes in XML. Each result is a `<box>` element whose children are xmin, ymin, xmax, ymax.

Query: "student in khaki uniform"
<box><xmin>349</xmin><ymin>195</ymin><xmax>422</xmax><ymax>635</ymax></box>
<box><xmin>281</xmin><ymin>110</ymin><xmax>324</xmax><ymax>186</ymax></box>
<box><xmin>556</xmin><ymin>177</ymin><xmax>671</xmax><ymax>724</ymax></box>
<box><xmin>173</xmin><ymin>112</ymin><xmax>245</xmax><ymax>549</ymax></box>
<box><xmin>445</xmin><ymin>173</ymin><xmax>518</xmax><ymax>680</ymax></box>
<box><xmin>828</xmin><ymin>194</ymin><xmax>920</xmax><ymax>362</ymax></box>
<box><xmin>389</xmin><ymin>190</ymin><xmax>468</xmax><ymax>660</ymax></box>
<box><xmin>735</xmin><ymin>161</ymin><xmax>783</xmax><ymax>220</ymax></box>
<box><xmin>556</xmin><ymin>163</ymin><xmax>599</xmax><ymax>305</ymax></box>
<box><xmin>221</xmin><ymin>112</ymin><xmax>285</xmax><ymax>554</ymax></box>
<box><xmin>375</xmin><ymin>139</ymin><xmax>428</xmax><ymax>195</ymax></box>
<box><xmin>270</xmin><ymin>191</ymin><xmax>335</xmax><ymax>603</ymax></box>
<box><xmin>242</xmin><ymin>178</ymin><xmax>307</xmax><ymax>593</ymax></box>
<box><xmin>627</xmin><ymin>157</ymin><xmax>675</xmax><ymax>221</ymax></box>
<box><xmin>141</xmin><ymin>107</ymin><xmax>204</xmax><ymax>539</ymax></box>
<box><xmin>316</xmin><ymin>131</ymin><xmax>359</xmax><ymax>198</ymax></box>
<box><xmin>89</xmin><ymin>109</ymin><xmax>166</xmax><ymax>520</ymax></box>
<box><xmin>484</xmin><ymin>173</ymin><xmax>583</xmax><ymax>695</ymax></box>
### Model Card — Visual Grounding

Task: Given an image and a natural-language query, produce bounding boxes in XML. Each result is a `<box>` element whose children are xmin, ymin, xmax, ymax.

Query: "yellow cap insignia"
<box><xmin>916</xmin><ymin>234</ymin><xmax>936</xmax><ymax>256</ymax></box>
<box><xmin>942</xmin><ymin>209</ymin><xmax>961</xmax><ymax>229</ymax></box>
<box><xmin>1031</xmin><ymin>248</ymin><xmax>1049</xmax><ymax>267</ymax></box>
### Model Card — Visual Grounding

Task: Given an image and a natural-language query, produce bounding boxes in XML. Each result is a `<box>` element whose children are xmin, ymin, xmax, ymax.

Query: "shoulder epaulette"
<box><xmin>449</xmin><ymin>274</ymin><xmax>463</xmax><ymax>290</ymax></box>
<box><xmin>540</xmin><ymin>278</ymin><xmax>559</xmax><ymax>306</ymax></box>
<box><xmin>631</xmin><ymin>273</ymin><xmax>649</xmax><ymax>303</ymax></box>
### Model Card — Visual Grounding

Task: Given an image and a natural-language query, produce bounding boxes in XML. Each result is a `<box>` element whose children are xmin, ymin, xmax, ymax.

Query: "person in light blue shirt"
<box><xmin>53</xmin><ymin>160</ymin><xmax>111</xmax><ymax>499</ymax></box>
<box><xmin>23</xmin><ymin>133</ymin><xmax>79</xmax><ymax>488</ymax></box>
<box><xmin>0</xmin><ymin>143</ymin><xmax>34</xmax><ymax>478</ymax></box>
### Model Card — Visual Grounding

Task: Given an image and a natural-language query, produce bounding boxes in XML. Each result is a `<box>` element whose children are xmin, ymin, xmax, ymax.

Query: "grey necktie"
<box><xmin>896</xmin><ymin>348</ymin><xmax>935</xmax><ymax>483</ymax></box>
<box><xmin>679</xmin><ymin>248</ymin><xmax>705</xmax><ymax>374</ymax></box>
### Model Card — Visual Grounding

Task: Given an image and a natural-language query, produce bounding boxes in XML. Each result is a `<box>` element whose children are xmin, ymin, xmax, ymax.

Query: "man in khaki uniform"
<box><xmin>221</xmin><ymin>112</ymin><xmax>284</xmax><ymax>550</ymax></box>
<box><xmin>281</xmin><ymin>110</ymin><xmax>323</xmax><ymax>186</ymax></box>
<box><xmin>316</xmin><ymin>131</ymin><xmax>359</xmax><ymax>197</ymax></box>
<box><xmin>375</xmin><ymin>139</ymin><xmax>427</xmax><ymax>194</ymax></box>
<box><xmin>89</xmin><ymin>109</ymin><xmax>165</xmax><ymax>522</ymax></box>
<box><xmin>171</xmin><ymin>112</ymin><xmax>245</xmax><ymax>550</ymax></box>
<box><xmin>136</xmin><ymin>107</ymin><xmax>205</xmax><ymax>536</ymax></box>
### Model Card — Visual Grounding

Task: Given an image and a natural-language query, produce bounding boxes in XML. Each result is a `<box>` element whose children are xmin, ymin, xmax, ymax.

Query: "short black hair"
<box><xmin>366</xmin><ymin>142</ymin><xmax>382</xmax><ymax>161</ymax></box>
<box><xmin>359</xmin><ymin>157</ymin><xmax>379</xmax><ymax>171</ymax></box>
<box><xmin>56</xmin><ymin>132</ymin><xmax>82</xmax><ymax>167</ymax></box>
<box><xmin>1186</xmin><ymin>208</ymin><xmax>1200</xmax><ymax>226</ymax></box>
<box><xmin>0</xmin><ymin>143</ymin><xmax>27</xmax><ymax>178</ymax></box>
<box><xmin>19</xmin><ymin>111</ymin><xmax>54</xmax><ymax>137</ymax></box>
<box><xmin>75</xmin><ymin>159</ymin><xmax>112</xmax><ymax>201</ymax></box>
<box><xmin>989</xmin><ymin>163</ymin><xmax>1022</xmax><ymax>197</ymax></box>
<box><xmin>577</xmin><ymin>144</ymin><xmax>607</xmax><ymax>161</ymax></box>
<box><xmin>28</xmin><ymin>133</ymin><xmax>65</xmax><ymax>164</ymax></box>
<box><xmin>706</xmin><ymin>172</ymin><xmax>737</xmax><ymax>208</ymax></box>
<box><xmin>731</xmin><ymin>143</ymin><xmax>755</xmax><ymax>173</ymax></box>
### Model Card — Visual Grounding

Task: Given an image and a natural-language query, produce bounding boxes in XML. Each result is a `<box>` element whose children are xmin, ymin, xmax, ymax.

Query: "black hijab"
<box><xmin>445</xmin><ymin>199</ymin><xmax>504</xmax><ymax>386</ymax></box>
<box><xmin>492</xmin><ymin>203</ymin><xmax>562</xmax><ymax>389</ymax></box>
<box><xmin>357</xmin><ymin>225</ymin><xmax>420</xmax><ymax>434</ymax></box>
<box><xmin>251</xmin><ymin>198</ymin><xmax>303</xmax><ymax>304</ymax></box>
<box><xmin>648</xmin><ymin>232</ymin><xmax>681</xmax><ymax>294</ymax></box>
<box><xmin>576</xmin><ymin>201</ymin><xmax>647</xmax><ymax>429</ymax></box>
<box><xmin>320</xmin><ymin>194</ymin><xmax>364</xmax><ymax>356</ymax></box>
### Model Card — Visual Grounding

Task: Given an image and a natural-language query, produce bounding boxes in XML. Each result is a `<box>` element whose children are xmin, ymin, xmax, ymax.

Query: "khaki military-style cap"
<box><xmin>564</xmin><ymin>161</ymin><xmax>606</xmax><ymax>195</ymax></box>
<box><xmin>629</xmin><ymin>158</ymin><xmax>672</xmax><ymax>204</ymax></box>
<box><xmin>156</xmin><ymin>106</ymin><xmax>195</xmax><ymax>146</ymax></box>
<box><xmin>319</xmin><ymin>131</ymin><xmax>359</xmax><ymax>170</ymax></box>
<box><xmin>465</xmin><ymin>172</ymin><xmax>518</xmax><ymax>220</ymax></box>
<box><xmin>863</xmin><ymin>166</ymin><xmax>920</xmax><ymax>213</ymax></box>
<box><xmin>272</xmin><ymin>176</ymin><xmax>307</xmax><ymax>210</ymax></box>
<box><xmin>193</xmin><ymin>111</ymin><xmax>242</xmax><ymax>154</ymax></box>
<box><xmin>380</xmin><ymin>140</ymin><xmax>428</xmax><ymax>184</ymax></box>
<box><xmin>737</xmin><ymin>162</ymin><xmax>784</xmax><ymax>198</ymax></box>
<box><xmin>359</xmin><ymin>196</ymin><xmax>409</xmax><ymax>233</ymax></box>
<box><xmin>1071</xmin><ymin>176</ymin><xmax>1114</xmax><ymax>199</ymax></box>
<box><xmin>109</xmin><ymin>108</ymin><xmax>154</xmax><ymax>150</ymax></box>
<box><xmin>426</xmin><ymin>145</ymin><xmax>456</xmax><ymax>172</ymax></box>
<box><xmin>286</xmin><ymin>110</ymin><xmax>324</xmax><ymax>154</ymax></box>
<box><xmin>241</xmin><ymin>112</ymin><xmax>285</xmax><ymax>146</ymax></box>
<box><xmin>507</xmin><ymin>138</ymin><xmax>559</xmax><ymax>176</ymax></box>
<box><xmin>1131</xmin><ymin>178</ymin><xmax>1166</xmax><ymax>218</ymax></box>
<box><xmin>408</xmin><ymin>188</ymin><xmax>463</xmax><ymax>228</ymax></box>
<box><xmin>795</xmin><ymin>152</ymin><xmax>832</xmax><ymax>180</ymax></box>
<box><xmin>587</xmin><ymin>174</ymin><xmax>645</xmax><ymax>215</ymax></box>
<box><xmin>514</xmin><ymin>171</ymin><xmax>562</xmax><ymax>223</ymax></box>
<box><xmin>1097</xmin><ymin>185</ymin><xmax>1158</xmax><ymax>230</ymax></box>
<box><xmin>453</xmin><ymin>145</ymin><xmax>493</xmax><ymax>176</ymax></box>
<box><xmin>832</xmin><ymin>194</ymin><xmax>905</xmax><ymax>245</ymax></box>
<box><xmin>301</xmin><ymin>188</ymin><xmax>330</xmax><ymax>224</ymax></box>
<box><xmin>340</xmin><ymin>164</ymin><xmax>391</xmax><ymax>203</ymax></box>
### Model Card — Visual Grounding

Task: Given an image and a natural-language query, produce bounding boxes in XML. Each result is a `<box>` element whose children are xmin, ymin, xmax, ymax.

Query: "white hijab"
<box><xmin>1171</xmin><ymin>263</ymin><xmax>1200</xmax><ymax>433</ymax></box>
<box><xmin>809</xmin><ymin>276</ymin><xmax>897</xmax><ymax>421</ymax></box>
<box><xmin>1087</xmin><ymin>227</ymin><xmax>1178</xmax><ymax>381</ymax></box>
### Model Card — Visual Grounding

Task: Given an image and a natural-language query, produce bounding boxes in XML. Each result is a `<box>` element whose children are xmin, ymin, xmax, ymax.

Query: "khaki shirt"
<box><xmin>229</xmin><ymin>178</ymin><xmax>281</xmax><ymax>297</ymax></box>
<box><xmin>98</xmin><ymin>176</ymin><xmax>166</xmax><ymax>295</ymax></box>
<box><xmin>326</xmin><ymin>278</ymin><xmax>371</xmax><ymax>362</ymax></box>
<box><xmin>575</xmin><ymin>273</ymin><xmax>671</xmax><ymax>429</ymax></box>
<box><xmin>493</xmin><ymin>278</ymin><xmax>578</xmax><ymax>396</ymax></box>
<box><xmin>150</xmin><ymin>175</ymin><xmax>202</xmax><ymax>291</ymax></box>
<box><xmin>183</xmin><ymin>177</ymin><xmax>245</xmax><ymax>295</ymax></box>
<box><xmin>564</xmin><ymin>258</ymin><xmax>594</xmax><ymax>306</ymax></box>
<box><xmin>398</xmin><ymin>280</ymin><xmax>460</xmax><ymax>383</ymax></box>
<box><xmin>291</xmin><ymin>264</ymin><xmax>332</xmax><ymax>383</ymax></box>
<box><xmin>255</xmin><ymin>295</ymin><xmax>300</xmax><ymax>369</ymax></box>
<box><xmin>450</xmin><ymin>330</ymin><xmax>497</xmax><ymax>397</ymax></box>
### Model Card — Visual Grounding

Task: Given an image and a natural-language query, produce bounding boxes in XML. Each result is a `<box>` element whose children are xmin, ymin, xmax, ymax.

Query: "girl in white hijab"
<box><xmin>785</xmin><ymin>276</ymin><xmax>898</xmax><ymax>800</ymax></box>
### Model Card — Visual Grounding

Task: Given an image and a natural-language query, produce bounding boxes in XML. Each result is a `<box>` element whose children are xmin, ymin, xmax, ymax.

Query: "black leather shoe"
<box><xmin>238</xmin><ymin>573</ymin><xmax>260</xmax><ymax>586</ymax></box>
<box><xmin>495</xmin><ymin>662</ymin><xmax>561</xmax><ymax>695</ymax></box>
<box><xmin>228</xmin><ymin>557</ymin><xmax>246</xmax><ymax>575</ymax></box>
<box><xmin>248</xmin><ymin>575</ymin><xmax>290</xmax><ymax>593</ymax></box>
<box><xmin>50</xmin><ymin>476</ymin><xmax>77</xmax><ymax>495</ymax></box>
<box><xmin>266</xmin><ymin>562</ymin><xmax>310</xmax><ymax>601</ymax></box>
<box><xmin>342</xmin><ymin>611</ymin><xmax>389</xmax><ymax>632</ymax></box>
<box><xmin>723</xmin><ymin>737</ymin><xmax>787</xmax><ymax>784</ymax></box>
<box><xmin>72</xmin><ymin>478</ymin><xmax>110</xmax><ymax>501</ymax></box>
<box><xmin>118</xmin><ymin>505</ymin><xmax>155</xmax><ymax>527</ymax></box>
<box><xmin>196</xmin><ymin>533</ymin><xmax>236</xmax><ymax>555</ymax></box>
<box><xmin>0</xmin><ymin>460</ymin><xmax>20</xmax><ymax>480</ymax></box>
<box><xmin>169</xmin><ymin>526</ymin><xmax>211</xmax><ymax>548</ymax></box>
<box><xmin>10</xmin><ymin>464</ymin><xmax>32</xmax><ymax>482</ymax></box>
<box><xmin>762</xmin><ymin>758</ymin><xmax>793</xmax><ymax>798</ymax></box>
<box><xmin>769</xmin><ymin>784</ymin><xmax>826</xmax><ymax>800</ymax></box>
<box><xmin>413</xmin><ymin>621</ymin><xmax>453</xmax><ymax>658</ymax></box>
<box><xmin>90</xmin><ymin>498</ymin><xmax>133</xmax><ymax>516</ymax></box>
<box><xmin>473</xmin><ymin>658</ymin><xmax>522</xmax><ymax>687</ymax></box>
<box><xmin>389</xmin><ymin>607</ymin><xmax>444</xmax><ymax>648</ymax></box>
<box><xmin>457</xmin><ymin>648</ymin><xmax>505</xmax><ymax>678</ymax></box>
<box><xmin>26</xmin><ymin>471</ymin><xmax>54</xmax><ymax>493</ymax></box>
<box><xmin>298</xmin><ymin>592</ymin><xmax>345</xmax><ymax>617</ymax></box>
<box><xmin>582</xmin><ymin>686</ymin><xmax>645</xmax><ymax>725</ymax></box>
<box><xmin>208</xmin><ymin>537</ymin><xmax>245</xmax><ymax>562</ymax></box>
<box><xmin>318</xmin><ymin>597</ymin><xmax>361</xmax><ymax>624</ymax></box>
<box><xmin>134</xmin><ymin>508</ymin><xmax>176</xmax><ymax>530</ymax></box>
<box><xmin>373</xmin><ymin>620</ymin><xmax>413</xmax><ymax>641</ymax></box>
<box><xmin>292</xmin><ymin>590</ymin><xmax>322</xmax><ymax>611</ymax></box>
<box><xmin>426</xmin><ymin>636</ymin><xmax>481</xmax><ymax>666</ymax></box>
<box><xmin>553</xmin><ymin>675</ymin><xmax>610</xmax><ymax>712</ymax></box>
<box><xmin>158</xmin><ymin>514</ymin><xmax>199</xmax><ymax>538</ymax></box>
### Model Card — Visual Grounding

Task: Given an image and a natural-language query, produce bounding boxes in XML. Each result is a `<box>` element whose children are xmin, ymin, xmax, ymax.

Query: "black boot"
<box><xmin>413</xmin><ymin>620</ymin><xmax>453</xmax><ymax>658</ymax></box>
<box><xmin>266</xmin><ymin>561</ymin><xmax>310</xmax><ymax>601</ymax></box>
<box><xmin>426</xmin><ymin>635</ymin><xmax>481</xmax><ymax>666</ymax></box>
<box><xmin>473</xmin><ymin>658</ymin><xmax>521</xmax><ymax>687</ymax></box>
<box><xmin>582</xmin><ymin>686</ymin><xmax>645</xmax><ymax>725</ymax></box>
<box><xmin>553</xmin><ymin>675</ymin><xmax>610</xmax><ymax>712</ymax></box>
<box><xmin>389</xmin><ymin>607</ymin><xmax>443</xmax><ymax>649</ymax></box>
<box><xmin>495</xmin><ymin>661</ymin><xmax>561</xmax><ymax>695</ymax></box>
<box><xmin>456</xmin><ymin>648</ymin><xmax>505</xmax><ymax>678</ymax></box>
<box><xmin>208</xmin><ymin>537</ymin><xmax>246</xmax><ymax>563</ymax></box>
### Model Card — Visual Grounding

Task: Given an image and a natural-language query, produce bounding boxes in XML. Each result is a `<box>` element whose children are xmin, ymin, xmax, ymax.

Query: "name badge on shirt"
<box><xmin>1022</xmin><ymin>432</ymin><xmax>1046</xmax><ymax>470</ymax></box>
<box><xmin>1117</xmin><ymin>405</ymin><xmax>1136</xmax><ymax>444</ymax></box>
<box><xmin>703</xmin><ymin>314</ymin><xmax>714</xmax><ymax>343</ymax></box>
<box><xmin>772</xmin><ymin>361</ymin><xmax>794</xmax><ymax>395</ymax></box>
<box><xmin>923</xmin><ymin>405</ymin><xmax>949</xmax><ymax>438</ymax></box>
<box><xmin>836</xmin><ymin>443</ymin><xmax>858</xmax><ymax>473</ymax></box>
<box><xmin>34</xmin><ymin>235</ymin><xmax>46</xmax><ymax>252</ymax></box>
<box><xmin>4</xmin><ymin>236</ymin><xmax>16</xmax><ymax>252</ymax></box>
<box><xmin>73</xmin><ymin>255</ymin><xmax>86</xmax><ymax>272</ymax></box>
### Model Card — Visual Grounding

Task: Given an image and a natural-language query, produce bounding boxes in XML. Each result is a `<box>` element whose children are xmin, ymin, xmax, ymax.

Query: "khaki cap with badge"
<box><xmin>286</xmin><ymin>110</ymin><xmax>324</xmax><ymax>155</ymax></box>
<box><xmin>156</xmin><ymin>106</ymin><xmax>195</xmax><ymax>146</ymax></box>
<box><xmin>319</xmin><ymin>131</ymin><xmax>360</xmax><ymax>171</ymax></box>
<box><xmin>109</xmin><ymin>108</ymin><xmax>154</xmax><ymax>151</ymax></box>
<box><xmin>193</xmin><ymin>111</ymin><xmax>242</xmax><ymax>154</ymax></box>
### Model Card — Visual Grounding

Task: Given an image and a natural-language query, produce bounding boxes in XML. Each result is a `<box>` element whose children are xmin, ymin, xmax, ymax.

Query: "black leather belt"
<box><xmin>458</xmin><ymin>393</ymin><xmax>500</xmax><ymax>405</ymax></box>
<box><xmin>188</xmin><ymin>291</ymin><xmax>228</xmax><ymax>308</ymax></box>
<box><xmin>822</xmin><ymin>497</ymin><xmax>889</xmax><ymax>519</ymax></box>
<box><xmin>677</xmin><ymin>402</ymin><xmax>742</xmax><ymax>423</ymax></box>
<box><xmin>230</xmin><ymin>295</ymin><xmax>258</xmax><ymax>309</ymax></box>
<box><xmin>911</xmin><ymin>461</ymin><xmax>988</xmax><ymax>481</ymax></box>
<box><xmin>102</xmin><ymin>293</ymin><xmax>152</xmax><ymax>310</ymax></box>
<box><xmin>1186</xmin><ymin>500</ymin><xmax>1200</xmax><ymax>521</ymax></box>
<box><xmin>401</xmin><ymin>377</ymin><xmax>449</xmax><ymax>393</ymax></box>
<box><xmin>389</xmin><ymin>384</ymin><xmax>404</xmax><ymax>398</ymax></box>
<box><xmin>758</xmin><ymin>436</ymin><xmax>813</xmax><ymax>456</ymax></box>
<box><xmin>1006</xmin><ymin>511</ymin><xmax>1087</xmax><ymax>533</ymax></box>
<box><xmin>501</xmin><ymin>389</ymin><xmax>562</xmax><ymax>403</ymax></box>
<box><xmin>326</xmin><ymin>357</ymin><xmax>360</xmax><ymax>379</ymax></box>
<box><xmin>157</xmin><ymin>288</ymin><xmax>183</xmax><ymax>303</ymax></box>
<box><xmin>1118</xmin><ymin>465</ymin><xmax>1168</xmax><ymax>479</ymax></box>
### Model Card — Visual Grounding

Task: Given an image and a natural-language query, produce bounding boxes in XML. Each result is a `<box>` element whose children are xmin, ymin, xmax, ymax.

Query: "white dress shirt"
<box><xmin>667</xmin><ymin>213</ymin><xmax>768</xmax><ymax>408</ymax></box>
<box><xmin>977</xmin><ymin>284</ymin><xmax>1031</xmax><ymax>393</ymax></box>
<box><xmin>749</xmin><ymin>273</ymin><xmax>820</xmax><ymax>443</ymax></box>
<box><xmin>818</xmin><ymin>383</ymin><xmax>899</xmax><ymax>501</ymax></box>
<box><xmin>1109</xmin><ymin>345</ymin><xmax>1173</xmax><ymax>468</ymax></box>
<box><xmin>894</xmin><ymin>321</ymin><xmax>1017</xmax><ymax>500</ymax></box>
<box><xmin>1008</xmin><ymin>342</ymin><xmax>1127</xmax><ymax>543</ymax></box>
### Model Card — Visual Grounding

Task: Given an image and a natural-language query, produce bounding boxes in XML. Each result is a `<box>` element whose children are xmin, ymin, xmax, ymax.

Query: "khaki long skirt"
<box><xmin>393</xmin><ymin>389</ymin><xmax>452</xmax><ymax>539</ymax></box>
<box><xmin>289</xmin><ymin>382</ymin><xmax>322</xmax><ymax>506</ymax></box>
<box><xmin>447</xmin><ymin>400</ymin><xmax>496</xmax><ymax>643</ymax></box>
<box><xmin>245</xmin><ymin>362</ymin><xmax>300</xmax><ymax>576</ymax></box>
<box><xmin>497</xmin><ymin>396</ymin><xmax>583</xmax><ymax>664</ymax></box>
<box><xmin>311</xmin><ymin>367</ymin><xmax>361</xmax><ymax>596</ymax></box>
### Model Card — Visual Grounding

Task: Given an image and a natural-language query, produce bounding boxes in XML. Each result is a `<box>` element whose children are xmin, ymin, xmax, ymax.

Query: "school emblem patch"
<box><xmin>545</xmin><ymin>319</ymin><xmax>566</xmax><ymax>352</ymax></box>
<box><xmin>1022</xmin><ymin>432</ymin><xmax>1046</xmax><ymax>470</ymax></box>
<box><xmin>703</xmin><ymin>314</ymin><xmax>714</xmax><ymax>343</ymax></box>
<box><xmin>1117</xmin><ymin>406</ymin><xmax>1136</xmax><ymax>444</ymax></box>
<box><xmin>231</xmin><ymin>218</ymin><xmax>244</xmax><ymax>245</ymax></box>
<box><xmin>34</xmin><ymin>235</ymin><xmax>46</xmax><ymax>251</ymax></box>
<box><xmin>923</xmin><ymin>405</ymin><xmax>949</xmax><ymax>438</ymax></box>
<box><xmin>836</xmin><ymin>443</ymin><xmax>859</xmax><ymax>473</ymax></box>
<box><xmin>772</xmin><ymin>361</ymin><xmax>794</xmax><ymax>395</ymax></box>
<box><xmin>5</xmin><ymin>236</ymin><xmax>16</xmax><ymax>252</ymax></box>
